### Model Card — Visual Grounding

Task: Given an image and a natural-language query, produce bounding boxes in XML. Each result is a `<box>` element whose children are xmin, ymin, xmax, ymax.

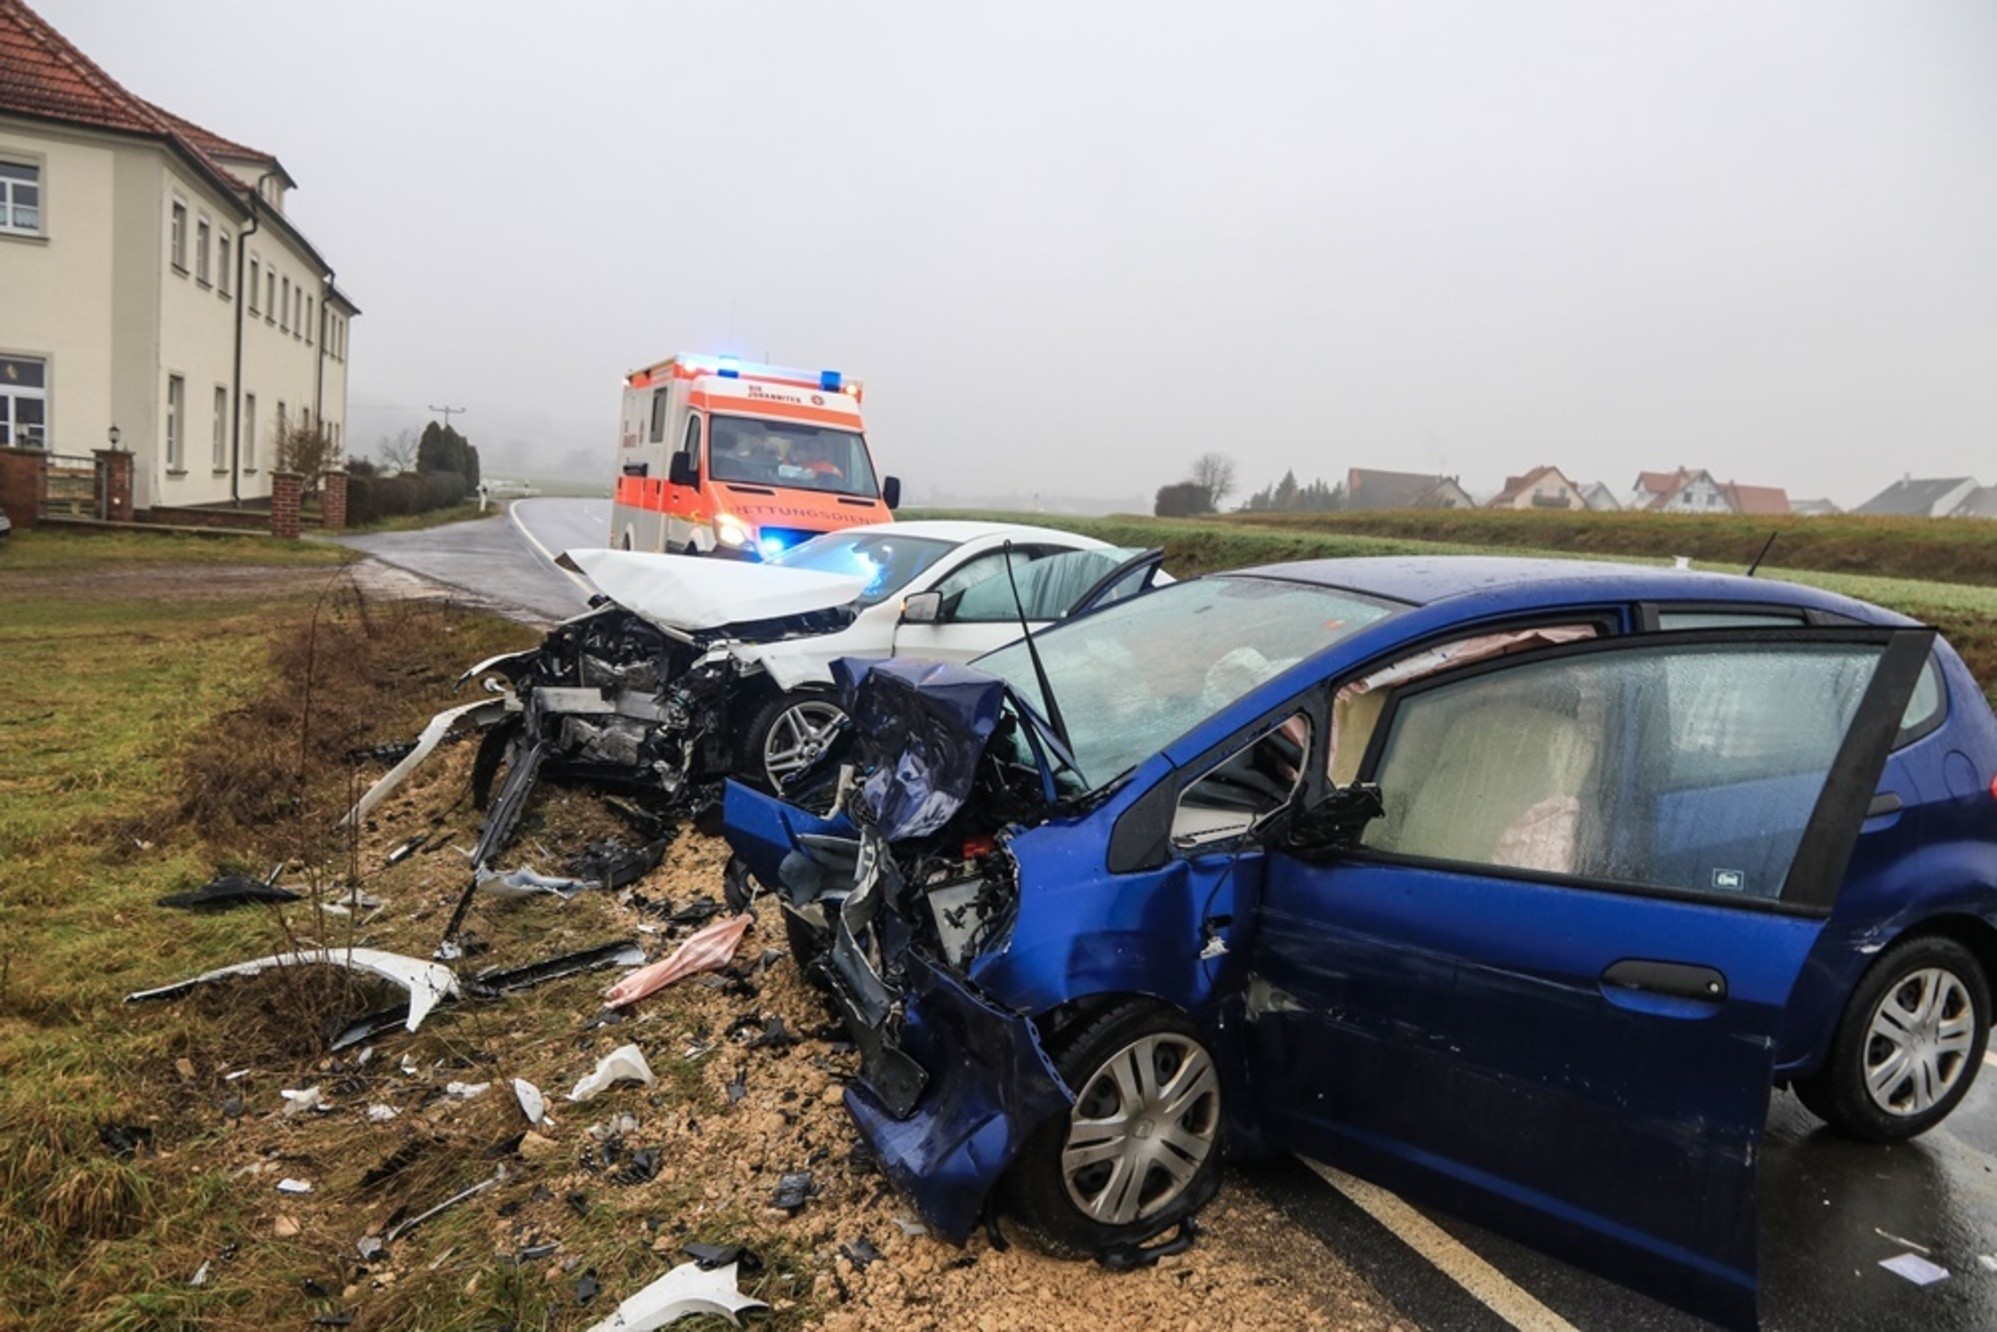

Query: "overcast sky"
<box><xmin>47</xmin><ymin>0</ymin><xmax>1997</xmax><ymax>506</ymax></box>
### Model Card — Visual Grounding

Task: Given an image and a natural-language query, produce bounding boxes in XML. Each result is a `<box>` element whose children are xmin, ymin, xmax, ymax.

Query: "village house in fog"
<box><xmin>1627</xmin><ymin>467</ymin><xmax>1789</xmax><ymax>516</ymax></box>
<box><xmin>1342</xmin><ymin>467</ymin><xmax>1476</xmax><ymax>511</ymax></box>
<box><xmin>1854</xmin><ymin>475</ymin><xmax>1997</xmax><ymax>520</ymax></box>
<box><xmin>0</xmin><ymin>0</ymin><xmax>355</xmax><ymax>514</ymax></box>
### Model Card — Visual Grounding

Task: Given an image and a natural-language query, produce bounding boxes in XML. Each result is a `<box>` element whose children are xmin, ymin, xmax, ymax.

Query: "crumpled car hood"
<box><xmin>558</xmin><ymin>548</ymin><xmax>868</xmax><ymax>633</ymax></box>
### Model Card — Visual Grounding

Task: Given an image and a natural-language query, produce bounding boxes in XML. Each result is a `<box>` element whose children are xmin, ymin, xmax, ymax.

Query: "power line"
<box><xmin>427</xmin><ymin>404</ymin><xmax>468</xmax><ymax>429</ymax></box>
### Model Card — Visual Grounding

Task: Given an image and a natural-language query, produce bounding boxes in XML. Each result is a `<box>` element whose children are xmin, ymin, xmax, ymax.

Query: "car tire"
<box><xmin>1794</xmin><ymin>935</ymin><xmax>1989</xmax><ymax>1141</ymax></box>
<box><xmin>740</xmin><ymin>688</ymin><xmax>847</xmax><ymax>795</ymax></box>
<box><xmin>1006</xmin><ymin>1002</ymin><xmax>1224</xmax><ymax>1255</ymax></box>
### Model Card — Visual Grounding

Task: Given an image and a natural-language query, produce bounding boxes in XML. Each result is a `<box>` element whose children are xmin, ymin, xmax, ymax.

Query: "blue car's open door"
<box><xmin>1245</xmin><ymin>626</ymin><xmax>1934</xmax><ymax>1329</ymax></box>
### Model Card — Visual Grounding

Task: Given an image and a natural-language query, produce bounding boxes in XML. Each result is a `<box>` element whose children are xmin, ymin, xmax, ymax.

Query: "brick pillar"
<box><xmin>0</xmin><ymin>446</ymin><xmax>43</xmax><ymax>531</ymax></box>
<box><xmin>319</xmin><ymin>469</ymin><xmax>348</xmax><ymax>531</ymax></box>
<box><xmin>93</xmin><ymin>448</ymin><xmax>134</xmax><ymax>521</ymax></box>
<box><xmin>270</xmin><ymin>470</ymin><xmax>302</xmax><ymax>539</ymax></box>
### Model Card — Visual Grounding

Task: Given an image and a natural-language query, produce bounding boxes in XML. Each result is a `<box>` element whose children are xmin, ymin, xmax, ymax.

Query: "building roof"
<box><xmin>1950</xmin><ymin>486</ymin><xmax>1997</xmax><ymax>519</ymax></box>
<box><xmin>1721</xmin><ymin>482</ymin><xmax>1790</xmax><ymax>516</ymax></box>
<box><xmin>1486</xmin><ymin>464</ymin><xmax>1570</xmax><ymax>507</ymax></box>
<box><xmin>1642</xmin><ymin>468</ymin><xmax>1719</xmax><ymax>510</ymax></box>
<box><xmin>1853</xmin><ymin>477</ymin><xmax>1977</xmax><ymax>517</ymax></box>
<box><xmin>141</xmin><ymin>98</ymin><xmax>294</xmax><ymax>185</ymax></box>
<box><xmin>1632</xmin><ymin>469</ymin><xmax>1683</xmax><ymax>496</ymax></box>
<box><xmin>1345</xmin><ymin>468</ymin><xmax>1466</xmax><ymax>511</ymax></box>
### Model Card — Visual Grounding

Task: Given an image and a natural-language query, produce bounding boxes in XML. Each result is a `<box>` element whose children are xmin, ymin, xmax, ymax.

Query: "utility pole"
<box><xmin>428</xmin><ymin>404</ymin><xmax>468</xmax><ymax>429</ymax></box>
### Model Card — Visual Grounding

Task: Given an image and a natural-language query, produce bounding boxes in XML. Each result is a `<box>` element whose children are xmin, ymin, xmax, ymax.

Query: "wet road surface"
<box><xmin>340</xmin><ymin>498</ymin><xmax>1997</xmax><ymax>1328</ymax></box>
<box><xmin>333</xmin><ymin>497</ymin><xmax>609</xmax><ymax>623</ymax></box>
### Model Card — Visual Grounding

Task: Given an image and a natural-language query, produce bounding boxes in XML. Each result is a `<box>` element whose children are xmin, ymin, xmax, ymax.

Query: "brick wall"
<box><xmin>320</xmin><ymin>470</ymin><xmax>348</xmax><ymax>531</ymax></box>
<box><xmin>94</xmin><ymin>449</ymin><xmax>134</xmax><ymax>521</ymax></box>
<box><xmin>0</xmin><ymin>447</ymin><xmax>45</xmax><ymax>531</ymax></box>
<box><xmin>270</xmin><ymin>471</ymin><xmax>302</xmax><ymax>539</ymax></box>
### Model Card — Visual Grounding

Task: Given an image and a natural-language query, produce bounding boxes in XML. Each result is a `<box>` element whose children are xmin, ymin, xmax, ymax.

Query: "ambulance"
<box><xmin>611</xmin><ymin>353</ymin><xmax>901</xmax><ymax>559</ymax></box>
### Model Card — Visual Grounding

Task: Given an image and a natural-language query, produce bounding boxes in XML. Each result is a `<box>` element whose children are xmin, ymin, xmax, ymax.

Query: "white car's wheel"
<box><xmin>741</xmin><ymin>689</ymin><xmax>847</xmax><ymax>794</ymax></box>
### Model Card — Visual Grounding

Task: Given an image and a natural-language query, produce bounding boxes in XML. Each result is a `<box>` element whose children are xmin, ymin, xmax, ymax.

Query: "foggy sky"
<box><xmin>43</xmin><ymin>1</ymin><xmax>1997</xmax><ymax>506</ymax></box>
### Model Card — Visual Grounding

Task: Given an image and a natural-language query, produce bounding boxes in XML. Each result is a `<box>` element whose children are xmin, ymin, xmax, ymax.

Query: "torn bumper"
<box><xmin>832</xmin><ymin>947</ymin><xmax>1072</xmax><ymax>1245</ymax></box>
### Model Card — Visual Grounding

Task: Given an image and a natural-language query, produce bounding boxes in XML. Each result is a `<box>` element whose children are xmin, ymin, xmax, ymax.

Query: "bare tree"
<box><xmin>376</xmin><ymin>429</ymin><xmax>418</xmax><ymax>475</ymax></box>
<box><xmin>1188</xmin><ymin>452</ymin><xmax>1238</xmax><ymax>510</ymax></box>
<box><xmin>275</xmin><ymin>421</ymin><xmax>339</xmax><ymax>488</ymax></box>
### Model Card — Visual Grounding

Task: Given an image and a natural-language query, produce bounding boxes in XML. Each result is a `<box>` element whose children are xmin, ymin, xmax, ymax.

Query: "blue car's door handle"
<box><xmin>1600</xmin><ymin>959</ymin><xmax>1729</xmax><ymax>1005</ymax></box>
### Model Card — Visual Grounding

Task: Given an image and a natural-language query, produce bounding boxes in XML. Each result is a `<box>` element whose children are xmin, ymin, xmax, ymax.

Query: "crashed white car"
<box><xmin>350</xmin><ymin>520</ymin><xmax>1167</xmax><ymax>882</ymax></box>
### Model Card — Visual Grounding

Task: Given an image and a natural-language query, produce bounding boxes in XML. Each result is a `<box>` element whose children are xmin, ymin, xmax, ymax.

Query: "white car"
<box><xmin>559</xmin><ymin>520</ymin><xmax>1168</xmax><ymax>788</ymax></box>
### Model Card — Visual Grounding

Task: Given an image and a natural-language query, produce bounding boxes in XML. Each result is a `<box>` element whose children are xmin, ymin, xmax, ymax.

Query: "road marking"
<box><xmin>507</xmin><ymin>499</ymin><xmax>595</xmax><ymax>594</ymax></box>
<box><xmin>1302</xmin><ymin>1158</ymin><xmax>1581</xmax><ymax>1332</ymax></box>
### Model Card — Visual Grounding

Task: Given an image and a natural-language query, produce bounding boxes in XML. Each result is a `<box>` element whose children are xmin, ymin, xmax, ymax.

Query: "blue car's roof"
<box><xmin>1230</xmin><ymin>555</ymin><xmax>1910</xmax><ymax>625</ymax></box>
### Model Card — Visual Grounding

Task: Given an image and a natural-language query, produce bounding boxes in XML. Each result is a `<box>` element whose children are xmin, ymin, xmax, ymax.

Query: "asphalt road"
<box><xmin>341</xmin><ymin>498</ymin><xmax>1997</xmax><ymax>1330</ymax></box>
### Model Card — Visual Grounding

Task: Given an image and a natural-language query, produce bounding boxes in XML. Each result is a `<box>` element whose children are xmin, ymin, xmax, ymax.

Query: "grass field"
<box><xmin>910</xmin><ymin>508</ymin><xmax>1997</xmax><ymax>698</ymax></box>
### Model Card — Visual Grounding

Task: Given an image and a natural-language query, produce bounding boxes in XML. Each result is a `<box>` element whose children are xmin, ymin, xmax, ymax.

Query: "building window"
<box><xmin>195</xmin><ymin>216</ymin><xmax>211</xmax><ymax>284</ymax></box>
<box><xmin>166</xmin><ymin>375</ymin><xmax>185</xmax><ymax>471</ymax></box>
<box><xmin>212</xmin><ymin>385</ymin><xmax>228</xmax><ymax>470</ymax></box>
<box><xmin>248</xmin><ymin>256</ymin><xmax>260</xmax><ymax>313</ymax></box>
<box><xmin>0</xmin><ymin>355</ymin><xmax>48</xmax><ymax>448</ymax></box>
<box><xmin>280</xmin><ymin>276</ymin><xmax>290</xmax><ymax>331</ymax></box>
<box><xmin>266</xmin><ymin>270</ymin><xmax>275</xmax><ymax>322</ymax></box>
<box><xmin>170</xmin><ymin>200</ymin><xmax>187</xmax><ymax>271</ymax></box>
<box><xmin>218</xmin><ymin>234</ymin><xmax>232</xmax><ymax>295</ymax></box>
<box><xmin>277</xmin><ymin>400</ymin><xmax>287</xmax><ymax>443</ymax></box>
<box><xmin>305</xmin><ymin>295</ymin><xmax>313</xmax><ymax>345</ymax></box>
<box><xmin>0</xmin><ymin>160</ymin><xmax>41</xmax><ymax>235</ymax></box>
<box><xmin>243</xmin><ymin>393</ymin><xmax>257</xmax><ymax>472</ymax></box>
<box><xmin>292</xmin><ymin>288</ymin><xmax>302</xmax><ymax>340</ymax></box>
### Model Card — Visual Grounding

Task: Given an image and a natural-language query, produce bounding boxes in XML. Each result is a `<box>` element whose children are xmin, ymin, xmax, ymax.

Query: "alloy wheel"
<box><xmin>1864</xmin><ymin>966</ymin><xmax>1975</xmax><ymax>1117</ymax></box>
<box><xmin>762</xmin><ymin>700</ymin><xmax>846</xmax><ymax>788</ymax></box>
<box><xmin>1060</xmin><ymin>1032</ymin><xmax>1220</xmax><ymax>1225</ymax></box>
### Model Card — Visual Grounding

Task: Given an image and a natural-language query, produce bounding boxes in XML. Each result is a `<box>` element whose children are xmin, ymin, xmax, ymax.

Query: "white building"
<box><xmin>0</xmin><ymin>0</ymin><xmax>355</xmax><ymax>513</ymax></box>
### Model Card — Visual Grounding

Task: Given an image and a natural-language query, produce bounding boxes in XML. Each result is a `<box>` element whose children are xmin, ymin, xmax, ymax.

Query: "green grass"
<box><xmin>0</xmin><ymin>525</ymin><xmax>355</xmax><ymax>572</ymax></box>
<box><xmin>346</xmin><ymin>500</ymin><xmax>498</xmax><ymax>534</ymax></box>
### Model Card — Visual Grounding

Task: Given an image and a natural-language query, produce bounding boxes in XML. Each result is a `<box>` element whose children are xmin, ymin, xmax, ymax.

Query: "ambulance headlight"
<box><xmin>715</xmin><ymin>515</ymin><xmax>752</xmax><ymax>547</ymax></box>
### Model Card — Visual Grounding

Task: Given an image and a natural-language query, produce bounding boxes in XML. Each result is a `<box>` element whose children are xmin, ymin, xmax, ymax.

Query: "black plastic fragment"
<box><xmin>748</xmin><ymin>1014</ymin><xmax>797</xmax><ymax>1050</ymax></box>
<box><xmin>385</xmin><ymin>834</ymin><xmax>429</xmax><ymax>865</ymax></box>
<box><xmin>565</xmin><ymin>1190</ymin><xmax>590</xmax><ymax>1217</ymax></box>
<box><xmin>302</xmin><ymin>1278</ymin><xmax>331</xmax><ymax>1297</ymax></box>
<box><xmin>98</xmin><ymin>1124</ymin><xmax>153</xmax><ymax>1157</ymax></box>
<box><xmin>725</xmin><ymin>1070</ymin><xmax>747</xmax><ymax>1104</ymax></box>
<box><xmin>840</xmin><ymin>1234</ymin><xmax>882</xmax><ymax>1269</ymax></box>
<box><xmin>311</xmin><ymin>1314</ymin><xmax>356</xmax><ymax>1328</ymax></box>
<box><xmin>348</xmin><ymin>740</ymin><xmax>416</xmax><ymax>765</ymax></box>
<box><xmin>668</xmin><ymin>896</ymin><xmax>723</xmax><ymax>927</ymax></box>
<box><xmin>329</xmin><ymin>1003</ymin><xmax>413</xmax><ymax>1053</ymax></box>
<box><xmin>683</xmin><ymin>1241</ymin><xmax>763</xmax><ymax>1274</ymax></box>
<box><xmin>467</xmin><ymin>940</ymin><xmax>646</xmax><ymax>998</ymax></box>
<box><xmin>361</xmin><ymin>1141</ymin><xmax>426</xmax><ymax>1189</ymax></box>
<box><xmin>771</xmin><ymin>1171</ymin><xmax>814</xmax><ymax>1212</ymax></box>
<box><xmin>983</xmin><ymin>1211</ymin><xmax>1010</xmax><ymax>1252</ymax></box>
<box><xmin>1096</xmin><ymin>1215</ymin><xmax>1201</xmax><ymax>1271</ymax></box>
<box><xmin>576</xmin><ymin>1270</ymin><xmax>601</xmax><ymax>1304</ymax></box>
<box><xmin>157</xmin><ymin>874</ymin><xmax>302</xmax><ymax>911</ymax></box>
<box><xmin>565</xmin><ymin>837</ymin><xmax>672</xmax><ymax>892</ymax></box>
<box><xmin>615</xmin><ymin>1148</ymin><xmax>660</xmax><ymax>1185</ymax></box>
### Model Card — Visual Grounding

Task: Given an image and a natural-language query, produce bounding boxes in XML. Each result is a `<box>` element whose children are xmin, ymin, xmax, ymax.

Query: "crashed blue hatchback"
<box><xmin>722</xmin><ymin>556</ymin><xmax>1997</xmax><ymax>1329</ymax></box>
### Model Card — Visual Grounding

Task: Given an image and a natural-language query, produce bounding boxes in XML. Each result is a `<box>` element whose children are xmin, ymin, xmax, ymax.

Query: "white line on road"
<box><xmin>507</xmin><ymin>499</ymin><xmax>595</xmax><ymax>595</ymax></box>
<box><xmin>1302</xmin><ymin>1158</ymin><xmax>1581</xmax><ymax>1332</ymax></box>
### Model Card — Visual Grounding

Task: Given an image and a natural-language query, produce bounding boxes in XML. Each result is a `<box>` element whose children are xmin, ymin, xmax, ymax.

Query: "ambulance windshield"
<box><xmin>708</xmin><ymin>416</ymin><xmax>880</xmax><ymax>500</ymax></box>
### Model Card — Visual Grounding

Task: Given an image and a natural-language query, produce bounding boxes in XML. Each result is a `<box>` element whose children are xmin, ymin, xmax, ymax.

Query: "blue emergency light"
<box><xmin>718</xmin><ymin>356</ymin><xmax>741</xmax><ymax>379</ymax></box>
<box><xmin>819</xmin><ymin>370</ymin><xmax>843</xmax><ymax>391</ymax></box>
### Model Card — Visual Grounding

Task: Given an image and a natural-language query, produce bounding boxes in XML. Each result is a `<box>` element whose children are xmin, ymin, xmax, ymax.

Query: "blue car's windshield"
<box><xmin>979</xmin><ymin>575</ymin><xmax>1396</xmax><ymax>788</ymax></box>
<box><xmin>768</xmin><ymin>530</ymin><xmax>957</xmax><ymax>607</ymax></box>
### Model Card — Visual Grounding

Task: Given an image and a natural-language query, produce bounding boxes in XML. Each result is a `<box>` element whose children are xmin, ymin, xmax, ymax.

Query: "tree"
<box><xmin>274</xmin><ymin>420</ymin><xmax>338</xmax><ymax>486</ymax></box>
<box><xmin>1188</xmin><ymin>452</ymin><xmax>1237</xmax><ymax>511</ymax></box>
<box><xmin>376</xmin><ymin>429</ymin><xmax>418</xmax><ymax>474</ymax></box>
<box><xmin>416</xmin><ymin>420</ymin><xmax>481</xmax><ymax>487</ymax></box>
<box><xmin>1154</xmin><ymin>481</ymin><xmax>1214</xmax><ymax>517</ymax></box>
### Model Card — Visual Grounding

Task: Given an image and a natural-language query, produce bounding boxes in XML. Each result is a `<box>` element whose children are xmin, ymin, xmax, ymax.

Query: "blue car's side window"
<box><xmin>1359</xmin><ymin>642</ymin><xmax>1885</xmax><ymax>902</ymax></box>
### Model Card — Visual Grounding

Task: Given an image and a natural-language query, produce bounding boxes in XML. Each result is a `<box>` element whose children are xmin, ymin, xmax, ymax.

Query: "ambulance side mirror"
<box><xmin>668</xmin><ymin>453</ymin><xmax>697</xmax><ymax>488</ymax></box>
<box><xmin>882</xmin><ymin>476</ymin><xmax>902</xmax><ymax>511</ymax></box>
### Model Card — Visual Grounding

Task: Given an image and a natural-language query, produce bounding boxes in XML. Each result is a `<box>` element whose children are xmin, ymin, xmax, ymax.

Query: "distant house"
<box><xmin>1789</xmin><ymin>498</ymin><xmax>1842</xmax><ymax>518</ymax></box>
<box><xmin>1720</xmin><ymin>482</ymin><xmax>1790</xmax><ymax>516</ymax></box>
<box><xmin>1629</xmin><ymin>468</ymin><xmax>1731</xmax><ymax>514</ymax></box>
<box><xmin>1852</xmin><ymin>477</ymin><xmax>1981</xmax><ymax>518</ymax></box>
<box><xmin>1576</xmin><ymin>481</ymin><xmax>1620</xmax><ymax>511</ymax></box>
<box><xmin>1343</xmin><ymin>468</ymin><xmax>1475</xmax><ymax>512</ymax></box>
<box><xmin>1485</xmin><ymin>465</ymin><xmax>1588</xmax><ymax>511</ymax></box>
<box><xmin>1948</xmin><ymin>486</ymin><xmax>1997</xmax><ymax>520</ymax></box>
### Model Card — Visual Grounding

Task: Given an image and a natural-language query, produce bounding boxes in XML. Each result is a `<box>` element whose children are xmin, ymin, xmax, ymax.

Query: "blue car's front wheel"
<box><xmin>1797</xmin><ymin>935</ymin><xmax>1990</xmax><ymax>1141</ymax></box>
<box><xmin>1007</xmin><ymin>1002</ymin><xmax>1224</xmax><ymax>1255</ymax></box>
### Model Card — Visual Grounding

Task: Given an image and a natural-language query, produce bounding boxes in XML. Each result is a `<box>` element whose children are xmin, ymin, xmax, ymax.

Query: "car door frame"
<box><xmin>1246</xmin><ymin>623</ymin><xmax>1936</xmax><ymax>1329</ymax></box>
<box><xmin>889</xmin><ymin>539</ymin><xmax>1083</xmax><ymax>663</ymax></box>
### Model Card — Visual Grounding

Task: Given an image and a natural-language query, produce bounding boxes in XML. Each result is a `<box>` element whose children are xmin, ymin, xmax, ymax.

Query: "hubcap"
<box><xmin>762</xmin><ymin>700</ymin><xmax>846</xmax><ymax>788</ymax></box>
<box><xmin>1864</xmin><ymin>966</ymin><xmax>1975</xmax><ymax>1117</ymax></box>
<box><xmin>1061</xmin><ymin>1032</ymin><xmax>1220</xmax><ymax>1226</ymax></box>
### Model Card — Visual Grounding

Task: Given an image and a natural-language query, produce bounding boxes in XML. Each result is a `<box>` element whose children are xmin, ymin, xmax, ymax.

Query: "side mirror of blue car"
<box><xmin>1273</xmin><ymin>783</ymin><xmax>1384</xmax><ymax>860</ymax></box>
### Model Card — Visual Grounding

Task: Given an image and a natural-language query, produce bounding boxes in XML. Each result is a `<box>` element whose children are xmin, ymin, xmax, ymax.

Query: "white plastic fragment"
<box><xmin>340</xmin><ymin>697</ymin><xmax>510</xmax><ymax>829</ymax></box>
<box><xmin>1978</xmin><ymin>1254</ymin><xmax>1997</xmax><ymax>1273</ymax></box>
<box><xmin>280</xmin><ymin>1086</ymin><xmax>324</xmax><ymax>1116</ymax></box>
<box><xmin>583</xmin><ymin>1260</ymin><xmax>768</xmax><ymax>1332</ymax></box>
<box><xmin>366</xmin><ymin>1104</ymin><xmax>400</xmax><ymax>1123</ymax></box>
<box><xmin>444</xmin><ymin>1081</ymin><xmax>491</xmax><ymax>1100</ymax></box>
<box><xmin>277</xmin><ymin>1178</ymin><xmax>313</xmax><ymax>1194</ymax></box>
<box><xmin>126</xmin><ymin>947</ymin><xmax>461</xmax><ymax>1033</ymax></box>
<box><xmin>514</xmin><ymin>1077</ymin><xmax>548</xmax><ymax>1126</ymax></box>
<box><xmin>477</xmin><ymin>865</ymin><xmax>589</xmax><ymax>900</ymax></box>
<box><xmin>189</xmin><ymin>1260</ymin><xmax>211</xmax><ymax>1287</ymax></box>
<box><xmin>890</xmin><ymin>1214</ymin><xmax>929</xmax><ymax>1237</ymax></box>
<box><xmin>1880</xmin><ymin>1252</ymin><xmax>1950</xmax><ymax>1286</ymax></box>
<box><xmin>569</xmin><ymin>1044</ymin><xmax>655</xmax><ymax>1103</ymax></box>
<box><xmin>224</xmin><ymin>1068</ymin><xmax>250</xmax><ymax>1081</ymax></box>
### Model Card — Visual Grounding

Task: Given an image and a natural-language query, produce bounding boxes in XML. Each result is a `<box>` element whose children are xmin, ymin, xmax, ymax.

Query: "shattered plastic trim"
<box><xmin>125</xmin><ymin>948</ymin><xmax>461</xmax><ymax>1031</ymax></box>
<box><xmin>341</xmin><ymin>698</ymin><xmax>513</xmax><ymax>830</ymax></box>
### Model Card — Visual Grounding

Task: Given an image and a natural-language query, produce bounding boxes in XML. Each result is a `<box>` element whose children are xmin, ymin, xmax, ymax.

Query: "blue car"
<box><xmin>722</xmin><ymin>556</ymin><xmax>1997</xmax><ymax>1329</ymax></box>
